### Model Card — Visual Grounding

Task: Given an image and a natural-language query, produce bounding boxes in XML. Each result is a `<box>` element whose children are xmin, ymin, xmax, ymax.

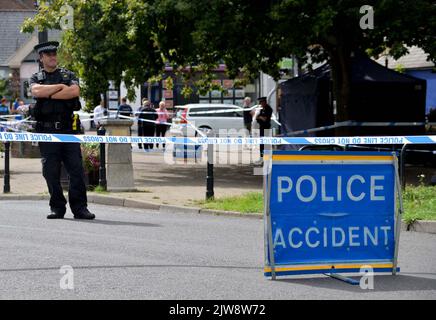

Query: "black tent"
<box><xmin>279</xmin><ymin>53</ymin><xmax>427</xmax><ymax>137</ymax></box>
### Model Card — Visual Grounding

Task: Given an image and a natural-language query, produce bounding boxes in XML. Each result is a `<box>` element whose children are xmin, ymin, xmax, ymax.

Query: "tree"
<box><xmin>0</xmin><ymin>78</ymin><xmax>12</xmax><ymax>100</ymax></box>
<box><xmin>23</xmin><ymin>0</ymin><xmax>146</xmax><ymax>110</ymax></box>
<box><xmin>22</xmin><ymin>0</ymin><xmax>436</xmax><ymax>120</ymax></box>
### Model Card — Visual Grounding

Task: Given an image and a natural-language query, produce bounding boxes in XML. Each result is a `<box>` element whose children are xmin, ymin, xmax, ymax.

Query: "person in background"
<box><xmin>12</xmin><ymin>99</ymin><xmax>25</xmax><ymax>120</ymax></box>
<box><xmin>137</xmin><ymin>99</ymin><xmax>157</xmax><ymax>151</ymax></box>
<box><xmin>0</xmin><ymin>98</ymin><xmax>9</xmax><ymax>127</ymax></box>
<box><xmin>117</xmin><ymin>97</ymin><xmax>133</xmax><ymax>136</ymax></box>
<box><xmin>10</xmin><ymin>99</ymin><xmax>25</xmax><ymax>116</ymax></box>
<box><xmin>12</xmin><ymin>98</ymin><xmax>19</xmax><ymax>113</ymax></box>
<box><xmin>155</xmin><ymin>101</ymin><xmax>169</xmax><ymax>150</ymax></box>
<box><xmin>116</xmin><ymin>97</ymin><xmax>133</xmax><ymax>119</ymax></box>
<box><xmin>93</xmin><ymin>99</ymin><xmax>107</xmax><ymax>130</ymax></box>
<box><xmin>16</xmin><ymin>101</ymin><xmax>29</xmax><ymax>118</ymax></box>
<box><xmin>256</xmin><ymin>96</ymin><xmax>273</xmax><ymax>159</ymax></box>
<box><xmin>242</xmin><ymin>96</ymin><xmax>254</xmax><ymax>136</ymax></box>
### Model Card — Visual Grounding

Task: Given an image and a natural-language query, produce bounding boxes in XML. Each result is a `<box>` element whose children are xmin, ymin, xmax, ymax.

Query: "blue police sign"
<box><xmin>264</xmin><ymin>151</ymin><xmax>401</xmax><ymax>278</ymax></box>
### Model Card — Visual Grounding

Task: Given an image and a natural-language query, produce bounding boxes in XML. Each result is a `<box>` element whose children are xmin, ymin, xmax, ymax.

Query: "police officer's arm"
<box><xmin>257</xmin><ymin>113</ymin><xmax>267</xmax><ymax>121</ymax></box>
<box><xmin>50</xmin><ymin>84</ymin><xmax>80</xmax><ymax>100</ymax></box>
<box><xmin>31</xmin><ymin>83</ymin><xmax>67</xmax><ymax>98</ymax></box>
<box><xmin>50</xmin><ymin>71</ymin><xmax>80</xmax><ymax>100</ymax></box>
<box><xmin>258</xmin><ymin>107</ymin><xmax>272</xmax><ymax>122</ymax></box>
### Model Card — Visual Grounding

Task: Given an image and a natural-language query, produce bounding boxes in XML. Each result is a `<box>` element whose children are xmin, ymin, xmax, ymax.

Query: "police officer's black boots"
<box><xmin>47</xmin><ymin>209</ymin><xmax>66</xmax><ymax>219</ymax></box>
<box><xmin>73</xmin><ymin>208</ymin><xmax>96</xmax><ymax>220</ymax></box>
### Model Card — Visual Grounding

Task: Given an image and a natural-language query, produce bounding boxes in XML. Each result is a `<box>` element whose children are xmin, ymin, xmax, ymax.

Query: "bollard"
<box><xmin>3</xmin><ymin>142</ymin><xmax>10</xmax><ymax>193</ymax></box>
<box><xmin>98</xmin><ymin>128</ymin><xmax>107</xmax><ymax>190</ymax></box>
<box><xmin>206</xmin><ymin>143</ymin><xmax>214</xmax><ymax>200</ymax></box>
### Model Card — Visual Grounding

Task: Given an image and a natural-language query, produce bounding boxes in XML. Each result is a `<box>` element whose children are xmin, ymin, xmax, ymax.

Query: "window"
<box><xmin>188</xmin><ymin>107</ymin><xmax>213</xmax><ymax>117</ymax></box>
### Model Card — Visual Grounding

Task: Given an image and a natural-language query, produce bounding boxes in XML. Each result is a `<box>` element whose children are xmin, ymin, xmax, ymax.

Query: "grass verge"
<box><xmin>196</xmin><ymin>186</ymin><xmax>436</xmax><ymax>222</ymax></box>
<box><xmin>91</xmin><ymin>185</ymin><xmax>108</xmax><ymax>194</ymax></box>
<box><xmin>196</xmin><ymin>192</ymin><xmax>263</xmax><ymax>214</ymax></box>
<box><xmin>403</xmin><ymin>185</ymin><xmax>436</xmax><ymax>224</ymax></box>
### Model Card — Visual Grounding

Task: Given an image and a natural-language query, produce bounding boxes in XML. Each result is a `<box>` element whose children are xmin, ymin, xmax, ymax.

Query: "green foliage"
<box><xmin>394</xmin><ymin>64</ymin><xmax>406</xmax><ymax>73</ymax></box>
<box><xmin>198</xmin><ymin>186</ymin><xmax>436</xmax><ymax>224</ymax></box>
<box><xmin>0</xmin><ymin>79</ymin><xmax>12</xmax><ymax>99</ymax></box>
<box><xmin>197</xmin><ymin>192</ymin><xmax>263</xmax><ymax>214</ymax></box>
<box><xmin>21</xmin><ymin>0</ymin><xmax>436</xmax><ymax>119</ymax></box>
<box><xmin>92</xmin><ymin>185</ymin><xmax>108</xmax><ymax>193</ymax></box>
<box><xmin>403</xmin><ymin>185</ymin><xmax>436</xmax><ymax>224</ymax></box>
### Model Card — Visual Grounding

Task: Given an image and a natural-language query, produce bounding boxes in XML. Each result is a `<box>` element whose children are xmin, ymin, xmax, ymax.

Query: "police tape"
<box><xmin>133</xmin><ymin>106</ymin><xmax>281</xmax><ymax>126</ymax></box>
<box><xmin>134</xmin><ymin>106</ymin><xmax>256</xmax><ymax>116</ymax></box>
<box><xmin>118</xmin><ymin>114</ymin><xmax>208</xmax><ymax>137</ymax></box>
<box><xmin>1</xmin><ymin>131</ymin><xmax>436</xmax><ymax>145</ymax></box>
<box><xmin>118</xmin><ymin>114</ymin><xmax>173</xmax><ymax>126</ymax></box>
<box><xmin>283</xmin><ymin>121</ymin><xmax>436</xmax><ymax>136</ymax></box>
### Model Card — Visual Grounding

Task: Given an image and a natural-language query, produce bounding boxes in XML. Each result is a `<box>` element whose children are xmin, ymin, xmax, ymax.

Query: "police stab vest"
<box><xmin>31</xmin><ymin>68</ymin><xmax>81</xmax><ymax>123</ymax></box>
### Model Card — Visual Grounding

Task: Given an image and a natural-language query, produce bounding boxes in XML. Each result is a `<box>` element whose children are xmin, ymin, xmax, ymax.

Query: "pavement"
<box><xmin>0</xmin><ymin>200</ymin><xmax>435</xmax><ymax>300</ymax></box>
<box><xmin>1</xmin><ymin>142</ymin><xmax>435</xmax><ymax>209</ymax></box>
<box><xmin>0</xmin><ymin>144</ymin><xmax>264</xmax><ymax>208</ymax></box>
<box><xmin>1</xmin><ymin>142</ymin><xmax>436</xmax><ymax>232</ymax></box>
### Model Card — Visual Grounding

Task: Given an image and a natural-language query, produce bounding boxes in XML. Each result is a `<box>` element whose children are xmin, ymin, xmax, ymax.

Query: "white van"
<box><xmin>169</xmin><ymin>104</ymin><xmax>246</xmax><ymax>136</ymax></box>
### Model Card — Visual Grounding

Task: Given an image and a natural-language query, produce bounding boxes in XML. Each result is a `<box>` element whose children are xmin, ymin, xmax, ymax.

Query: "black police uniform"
<box><xmin>256</xmin><ymin>98</ymin><xmax>273</xmax><ymax>158</ymax></box>
<box><xmin>137</xmin><ymin>105</ymin><xmax>157</xmax><ymax>150</ymax></box>
<box><xmin>30</xmin><ymin>41</ymin><xmax>94</xmax><ymax>219</ymax></box>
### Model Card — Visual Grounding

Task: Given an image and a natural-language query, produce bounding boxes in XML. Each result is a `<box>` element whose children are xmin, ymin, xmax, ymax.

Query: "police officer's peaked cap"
<box><xmin>257</xmin><ymin>97</ymin><xmax>267</xmax><ymax>102</ymax></box>
<box><xmin>34</xmin><ymin>41</ymin><xmax>59</xmax><ymax>54</ymax></box>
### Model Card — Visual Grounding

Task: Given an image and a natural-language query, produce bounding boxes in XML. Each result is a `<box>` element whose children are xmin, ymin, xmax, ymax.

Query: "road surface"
<box><xmin>0</xmin><ymin>200</ymin><xmax>435</xmax><ymax>299</ymax></box>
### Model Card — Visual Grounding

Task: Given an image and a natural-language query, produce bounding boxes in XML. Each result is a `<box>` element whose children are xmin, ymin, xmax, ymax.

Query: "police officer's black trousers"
<box><xmin>138</xmin><ymin>125</ymin><xmax>155</xmax><ymax>149</ymax></box>
<box><xmin>156</xmin><ymin>124</ymin><xmax>168</xmax><ymax>149</ymax></box>
<box><xmin>259</xmin><ymin>127</ymin><xmax>269</xmax><ymax>158</ymax></box>
<box><xmin>39</xmin><ymin>142</ymin><xmax>87</xmax><ymax>214</ymax></box>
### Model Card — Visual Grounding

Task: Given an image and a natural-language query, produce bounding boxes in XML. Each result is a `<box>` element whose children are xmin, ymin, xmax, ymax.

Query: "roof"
<box><xmin>0</xmin><ymin>0</ymin><xmax>35</xmax><ymax>10</ymax></box>
<box><xmin>0</xmin><ymin>9</ymin><xmax>61</xmax><ymax>67</ymax></box>
<box><xmin>352</xmin><ymin>53</ymin><xmax>423</xmax><ymax>83</ymax></box>
<box><xmin>285</xmin><ymin>53</ymin><xmax>424</xmax><ymax>84</ymax></box>
<box><xmin>0</xmin><ymin>10</ymin><xmax>36</xmax><ymax>66</ymax></box>
<box><xmin>375</xmin><ymin>46</ymin><xmax>434</xmax><ymax>70</ymax></box>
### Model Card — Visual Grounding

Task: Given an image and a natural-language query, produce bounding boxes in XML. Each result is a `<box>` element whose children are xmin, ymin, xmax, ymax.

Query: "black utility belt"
<box><xmin>37</xmin><ymin>121</ymin><xmax>72</xmax><ymax>130</ymax></box>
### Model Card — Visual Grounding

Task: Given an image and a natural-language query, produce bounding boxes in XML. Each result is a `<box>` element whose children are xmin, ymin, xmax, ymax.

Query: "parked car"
<box><xmin>169</xmin><ymin>104</ymin><xmax>246</xmax><ymax>137</ymax></box>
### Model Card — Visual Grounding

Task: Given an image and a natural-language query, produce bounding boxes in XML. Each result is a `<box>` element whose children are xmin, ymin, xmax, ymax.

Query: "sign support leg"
<box><xmin>393</xmin><ymin>153</ymin><xmax>403</xmax><ymax>275</ymax></box>
<box><xmin>324</xmin><ymin>273</ymin><xmax>360</xmax><ymax>285</ymax></box>
<box><xmin>264</xmin><ymin>135</ymin><xmax>276</xmax><ymax>280</ymax></box>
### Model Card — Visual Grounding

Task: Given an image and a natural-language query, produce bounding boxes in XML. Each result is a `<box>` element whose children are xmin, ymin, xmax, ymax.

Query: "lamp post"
<box><xmin>34</xmin><ymin>1</ymin><xmax>49</xmax><ymax>59</ymax></box>
<box><xmin>206</xmin><ymin>143</ymin><xmax>214</xmax><ymax>200</ymax></box>
<box><xmin>3</xmin><ymin>142</ymin><xmax>10</xmax><ymax>193</ymax></box>
<box><xmin>98</xmin><ymin>128</ymin><xmax>107</xmax><ymax>190</ymax></box>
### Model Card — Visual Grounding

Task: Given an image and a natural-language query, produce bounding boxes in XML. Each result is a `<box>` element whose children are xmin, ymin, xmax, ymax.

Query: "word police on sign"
<box><xmin>264</xmin><ymin>151</ymin><xmax>402</xmax><ymax>278</ymax></box>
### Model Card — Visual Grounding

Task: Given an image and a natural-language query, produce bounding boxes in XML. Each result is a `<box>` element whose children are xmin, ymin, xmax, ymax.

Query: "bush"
<box><xmin>81</xmin><ymin>143</ymin><xmax>100</xmax><ymax>174</ymax></box>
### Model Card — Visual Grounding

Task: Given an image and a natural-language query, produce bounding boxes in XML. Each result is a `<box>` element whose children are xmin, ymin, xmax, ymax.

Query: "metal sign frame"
<box><xmin>264</xmin><ymin>151</ymin><xmax>402</xmax><ymax>280</ymax></box>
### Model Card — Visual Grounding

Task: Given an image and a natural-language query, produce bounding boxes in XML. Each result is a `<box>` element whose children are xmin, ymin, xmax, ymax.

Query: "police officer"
<box><xmin>137</xmin><ymin>99</ymin><xmax>157</xmax><ymax>150</ymax></box>
<box><xmin>256</xmin><ymin>97</ymin><xmax>273</xmax><ymax>158</ymax></box>
<box><xmin>30</xmin><ymin>41</ymin><xmax>95</xmax><ymax>220</ymax></box>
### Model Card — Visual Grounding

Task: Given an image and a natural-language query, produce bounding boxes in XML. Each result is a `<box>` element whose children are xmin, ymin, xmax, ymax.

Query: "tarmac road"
<box><xmin>0</xmin><ymin>200</ymin><xmax>435</xmax><ymax>300</ymax></box>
